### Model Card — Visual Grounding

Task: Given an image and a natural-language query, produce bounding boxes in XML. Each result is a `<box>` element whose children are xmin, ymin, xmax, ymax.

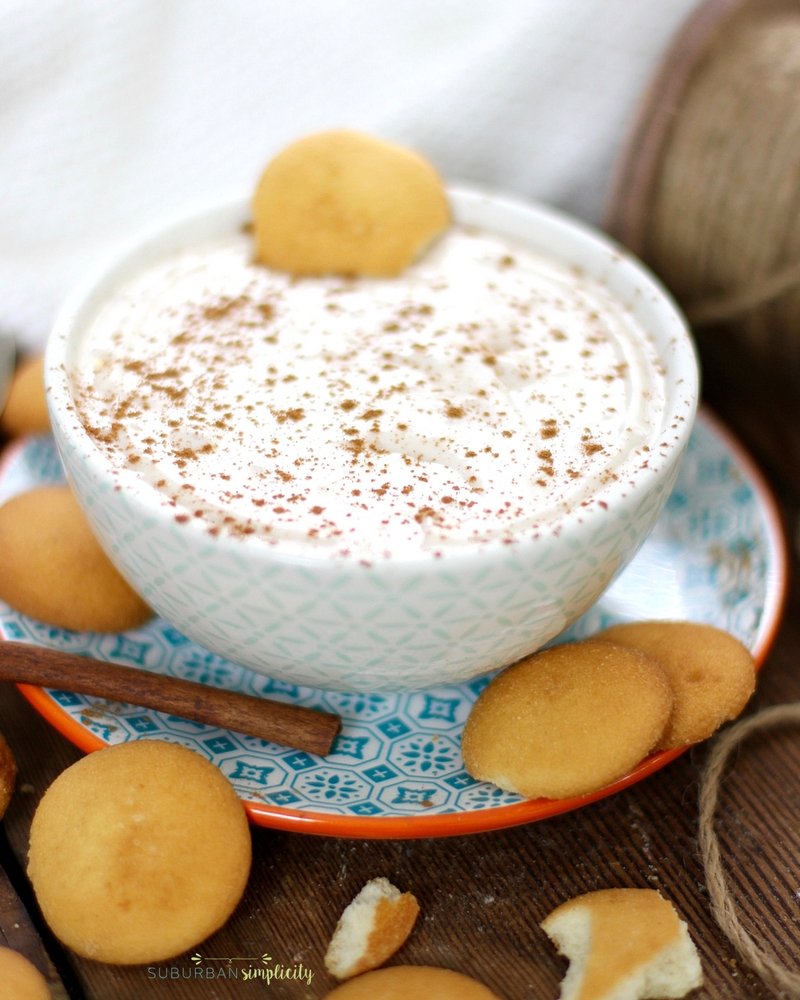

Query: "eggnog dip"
<box><xmin>70</xmin><ymin>224</ymin><xmax>668</xmax><ymax>561</ymax></box>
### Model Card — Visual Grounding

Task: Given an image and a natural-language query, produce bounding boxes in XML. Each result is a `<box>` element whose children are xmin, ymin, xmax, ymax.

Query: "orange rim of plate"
<box><xmin>6</xmin><ymin>406</ymin><xmax>790</xmax><ymax>838</ymax></box>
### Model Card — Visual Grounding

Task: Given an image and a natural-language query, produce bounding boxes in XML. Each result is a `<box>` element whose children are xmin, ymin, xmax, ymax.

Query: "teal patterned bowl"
<box><xmin>44</xmin><ymin>188</ymin><xmax>698</xmax><ymax>692</ymax></box>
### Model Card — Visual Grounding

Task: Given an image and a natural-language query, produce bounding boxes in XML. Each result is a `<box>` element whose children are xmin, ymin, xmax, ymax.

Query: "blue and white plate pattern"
<box><xmin>0</xmin><ymin>409</ymin><xmax>785</xmax><ymax>832</ymax></box>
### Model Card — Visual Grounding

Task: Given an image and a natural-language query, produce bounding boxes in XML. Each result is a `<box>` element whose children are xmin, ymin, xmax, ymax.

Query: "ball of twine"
<box><xmin>699</xmin><ymin>704</ymin><xmax>800</xmax><ymax>997</ymax></box>
<box><xmin>642</xmin><ymin>6</ymin><xmax>800</xmax><ymax>375</ymax></box>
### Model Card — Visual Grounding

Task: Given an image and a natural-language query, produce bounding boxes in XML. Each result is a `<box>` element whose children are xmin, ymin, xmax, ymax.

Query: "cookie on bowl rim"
<box><xmin>461</xmin><ymin>640</ymin><xmax>674</xmax><ymax>800</ymax></box>
<box><xmin>253</xmin><ymin>129</ymin><xmax>451</xmax><ymax>277</ymax></box>
<box><xmin>595</xmin><ymin>621</ymin><xmax>756</xmax><ymax>749</ymax></box>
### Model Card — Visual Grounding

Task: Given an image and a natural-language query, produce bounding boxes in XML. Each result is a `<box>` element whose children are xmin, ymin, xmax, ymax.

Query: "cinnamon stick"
<box><xmin>0</xmin><ymin>641</ymin><xmax>341</xmax><ymax>756</ymax></box>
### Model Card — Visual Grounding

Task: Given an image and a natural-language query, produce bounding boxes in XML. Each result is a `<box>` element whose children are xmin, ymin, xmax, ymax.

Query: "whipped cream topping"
<box><xmin>71</xmin><ymin>226</ymin><xmax>667</xmax><ymax>560</ymax></box>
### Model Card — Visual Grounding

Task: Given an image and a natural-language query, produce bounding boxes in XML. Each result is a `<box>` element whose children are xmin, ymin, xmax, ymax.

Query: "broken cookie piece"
<box><xmin>541</xmin><ymin>888</ymin><xmax>703</xmax><ymax>1000</ymax></box>
<box><xmin>325</xmin><ymin>877</ymin><xmax>419</xmax><ymax>980</ymax></box>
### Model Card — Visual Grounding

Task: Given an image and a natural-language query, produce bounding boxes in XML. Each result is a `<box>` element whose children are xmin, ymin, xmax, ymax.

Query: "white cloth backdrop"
<box><xmin>0</xmin><ymin>0</ymin><xmax>700</xmax><ymax>352</ymax></box>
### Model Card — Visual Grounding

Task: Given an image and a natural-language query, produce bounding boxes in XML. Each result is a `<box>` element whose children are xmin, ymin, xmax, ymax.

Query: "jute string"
<box><xmin>699</xmin><ymin>704</ymin><xmax>800</xmax><ymax>997</ymax></box>
<box><xmin>645</xmin><ymin>9</ymin><xmax>800</xmax><ymax>373</ymax></box>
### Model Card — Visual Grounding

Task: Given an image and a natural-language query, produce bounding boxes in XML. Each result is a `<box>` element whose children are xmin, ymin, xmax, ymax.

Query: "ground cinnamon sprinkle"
<box><xmin>274</xmin><ymin>408</ymin><xmax>305</xmax><ymax>423</ymax></box>
<box><xmin>540</xmin><ymin>419</ymin><xmax>559</xmax><ymax>439</ymax></box>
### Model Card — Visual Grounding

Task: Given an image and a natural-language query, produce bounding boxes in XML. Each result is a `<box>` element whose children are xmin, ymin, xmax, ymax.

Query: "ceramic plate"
<box><xmin>0</xmin><ymin>408</ymin><xmax>787</xmax><ymax>837</ymax></box>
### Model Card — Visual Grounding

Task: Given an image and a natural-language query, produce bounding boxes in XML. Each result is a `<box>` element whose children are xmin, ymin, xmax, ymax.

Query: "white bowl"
<box><xmin>45</xmin><ymin>188</ymin><xmax>698</xmax><ymax>692</ymax></box>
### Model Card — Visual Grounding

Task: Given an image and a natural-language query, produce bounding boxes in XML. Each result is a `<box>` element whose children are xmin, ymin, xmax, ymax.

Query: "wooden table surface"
<box><xmin>1</xmin><ymin>360</ymin><xmax>799</xmax><ymax>999</ymax></box>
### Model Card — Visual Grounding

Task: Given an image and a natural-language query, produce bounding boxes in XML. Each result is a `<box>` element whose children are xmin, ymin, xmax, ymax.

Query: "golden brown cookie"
<box><xmin>0</xmin><ymin>485</ymin><xmax>152</xmax><ymax>632</ymax></box>
<box><xmin>323</xmin><ymin>966</ymin><xmax>502</xmax><ymax>999</ymax></box>
<box><xmin>0</xmin><ymin>947</ymin><xmax>52</xmax><ymax>1000</ymax></box>
<box><xmin>325</xmin><ymin>877</ymin><xmax>419</xmax><ymax>980</ymax></box>
<box><xmin>253</xmin><ymin>129</ymin><xmax>450</xmax><ymax>277</ymax></box>
<box><xmin>595</xmin><ymin>621</ymin><xmax>756</xmax><ymax>749</ymax></box>
<box><xmin>0</xmin><ymin>356</ymin><xmax>50</xmax><ymax>437</ymax></box>
<box><xmin>0</xmin><ymin>732</ymin><xmax>17</xmax><ymax>820</ymax></box>
<box><xmin>461</xmin><ymin>641</ymin><xmax>673</xmax><ymax>800</ymax></box>
<box><xmin>541</xmin><ymin>889</ymin><xmax>703</xmax><ymax>1000</ymax></box>
<box><xmin>27</xmin><ymin>740</ymin><xmax>252</xmax><ymax>965</ymax></box>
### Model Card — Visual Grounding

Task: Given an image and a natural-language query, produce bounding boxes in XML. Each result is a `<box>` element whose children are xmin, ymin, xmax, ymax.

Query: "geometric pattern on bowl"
<box><xmin>0</xmin><ymin>408</ymin><xmax>784</xmax><ymax>835</ymax></box>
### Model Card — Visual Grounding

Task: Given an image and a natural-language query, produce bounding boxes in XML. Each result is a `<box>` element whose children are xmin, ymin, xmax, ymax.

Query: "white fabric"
<box><xmin>0</xmin><ymin>0</ymin><xmax>700</xmax><ymax>352</ymax></box>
